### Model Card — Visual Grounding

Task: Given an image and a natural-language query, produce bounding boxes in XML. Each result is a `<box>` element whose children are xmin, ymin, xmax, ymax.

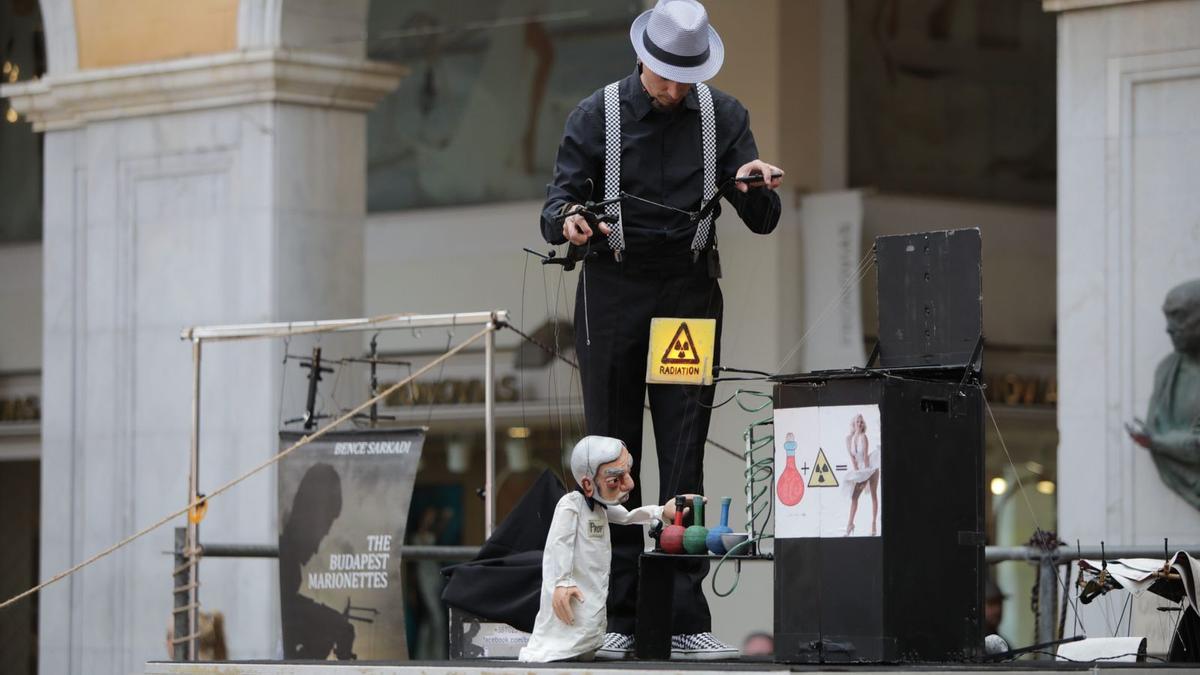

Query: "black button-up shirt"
<box><xmin>540</xmin><ymin>71</ymin><xmax>780</xmax><ymax>257</ymax></box>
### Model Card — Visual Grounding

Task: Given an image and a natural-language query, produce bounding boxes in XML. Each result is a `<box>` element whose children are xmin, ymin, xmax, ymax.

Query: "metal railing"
<box><xmin>184</xmin><ymin>532</ymin><xmax>1197</xmax><ymax>661</ymax></box>
<box><xmin>987</xmin><ymin>543</ymin><xmax>1198</xmax><ymax>650</ymax></box>
<box><xmin>191</xmin><ymin>538</ymin><xmax>479</xmax><ymax>562</ymax></box>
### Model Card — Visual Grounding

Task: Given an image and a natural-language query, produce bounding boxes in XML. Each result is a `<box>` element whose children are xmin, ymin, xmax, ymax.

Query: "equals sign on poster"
<box><xmin>835</xmin><ymin>464</ymin><xmax>847</xmax><ymax>471</ymax></box>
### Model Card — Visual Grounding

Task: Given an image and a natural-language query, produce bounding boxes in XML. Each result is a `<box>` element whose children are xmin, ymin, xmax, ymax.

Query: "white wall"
<box><xmin>0</xmin><ymin>243</ymin><xmax>42</xmax><ymax>372</ymax></box>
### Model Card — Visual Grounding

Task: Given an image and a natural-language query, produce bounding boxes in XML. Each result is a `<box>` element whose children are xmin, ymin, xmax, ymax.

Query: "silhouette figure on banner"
<box><xmin>279</xmin><ymin>463</ymin><xmax>357</xmax><ymax>659</ymax></box>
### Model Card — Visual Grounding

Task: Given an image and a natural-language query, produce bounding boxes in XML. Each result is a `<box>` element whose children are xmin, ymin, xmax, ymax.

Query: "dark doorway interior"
<box><xmin>0</xmin><ymin>460</ymin><xmax>39</xmax><ymax>675</ymax></box>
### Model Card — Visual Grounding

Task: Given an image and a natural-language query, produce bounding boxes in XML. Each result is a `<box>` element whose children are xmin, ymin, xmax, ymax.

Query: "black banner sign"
<box><xmin>277</xmin><ymin>428</ymin><xmax>425</xmax><ymax>660</ymax></box>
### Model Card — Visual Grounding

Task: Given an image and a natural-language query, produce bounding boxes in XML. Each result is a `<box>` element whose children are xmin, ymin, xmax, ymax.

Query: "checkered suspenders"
<box><xmin>602</xmin><ymin>81</ymin><xmax>718</xmax><ymax>262</ymax></box>
<box><xmin>601</xmin><ymin>83</ymin><xmax>626</xmax><ymax>260</ymax></box>
<box><xmin>693</xmin><ymin>83</ymin><xmax>718</xmax><ymax>261</ymax></box>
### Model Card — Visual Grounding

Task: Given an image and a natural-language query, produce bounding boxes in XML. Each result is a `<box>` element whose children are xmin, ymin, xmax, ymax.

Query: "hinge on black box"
<box><xmin>955</xmin><ymin>335</ymin><xmax>985</xmax><ymax>395</ymax></box>
<box><xmin>803</xmin><ymin>638</ymin><xmax>856</xmax><ymax>657</ymax></box>
<box><xmin>865</xmin><ymin>341</ymin><xmax>881</xmax><ymax>369</ymax></box>
<box><xmin>958</xmin><ymin>530</ymin><xmax>986</xmax><ymax>546</ymax></box>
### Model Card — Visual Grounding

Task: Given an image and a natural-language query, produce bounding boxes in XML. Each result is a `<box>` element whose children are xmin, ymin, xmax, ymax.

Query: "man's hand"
<box><xmin>552</xmin><ymin>586</ymin><xmax>584</xmax><ymax>624</ymax></box>
<box><xmin>735</xmin><ymin>160</ymin><xmax>784</xmax><ymax>193</ymax></box>
<box><xmin>662</xmin><ymin>493</ymin><xmax>706</xmax><ymax>521</ymax></box>
<box><xmin>1125</xmin><ymin>420</ymin><xmax>1153</xmax><ymax>449</ymax></box>
<box><xmin>562</xmin><ymin>205</ymin><xmax>612</xmax><ymax>246</ymax></box>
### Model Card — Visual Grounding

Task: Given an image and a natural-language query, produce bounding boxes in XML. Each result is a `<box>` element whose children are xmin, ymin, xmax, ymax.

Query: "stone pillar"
<box><xmin>4</xmin><ymin>16</ymin><xmax>402</xmax><ymax>675</ymax></box>
<box><xmin>1052</xmin><ymin>0</ymin><xmax>1200</xmax><ymax>549</ymax></box>
<box><xmin>1051</xmin><ymin>0</ymin><xmax>1200</xmax><ymax>645</ymax></box>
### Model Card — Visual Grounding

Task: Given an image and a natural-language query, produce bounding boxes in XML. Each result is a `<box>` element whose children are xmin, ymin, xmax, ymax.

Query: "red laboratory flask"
<box><xmin>661</xmin><ymin>496</ymin><xmax>687</xmax><ymax>554</ymax></box>
<box><xmin>777</xmin><ymin>432</ymin><xmax>805</xmax><ymax>506</ymax></box>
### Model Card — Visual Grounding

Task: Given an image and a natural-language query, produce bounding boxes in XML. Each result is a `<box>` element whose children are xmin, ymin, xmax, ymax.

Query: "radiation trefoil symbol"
<box><xmin>660</xmin><ymin>322</ymin><xmax>700</xmax><ymax>365</ymax></box>
<box><xmin>808</xmin><ymin>448</ymin><xmax>839</xmax><ymax>488</ymax></box>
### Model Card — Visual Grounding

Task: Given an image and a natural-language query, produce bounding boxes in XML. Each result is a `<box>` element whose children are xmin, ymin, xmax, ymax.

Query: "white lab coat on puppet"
<box><xmin>518</xmin><ymin>437</ymin><xmax>663</xmax><ymax>662</ymax></box>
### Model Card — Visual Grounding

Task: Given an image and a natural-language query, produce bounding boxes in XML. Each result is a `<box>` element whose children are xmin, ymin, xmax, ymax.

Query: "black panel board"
<box><xmin>876</xmin><ymin>229</ymin><xmax>981</xmax><ymax>370</ymax></box>
<box><xmin>774</xmin><ymin>536</ymin><xmax>822</xmax><ymax>663</ymax></box>
<box><xmin>879</xmin><ymin>377</ymin><xmax>984</xmax><ymax>662</ymax></box>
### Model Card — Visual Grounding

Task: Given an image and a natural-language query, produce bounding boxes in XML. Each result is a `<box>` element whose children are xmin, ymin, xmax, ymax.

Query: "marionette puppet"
<box><xmin>517</xmin><ymin>435</ymin><xmax>689</xmax><ymax>662</ymax></box>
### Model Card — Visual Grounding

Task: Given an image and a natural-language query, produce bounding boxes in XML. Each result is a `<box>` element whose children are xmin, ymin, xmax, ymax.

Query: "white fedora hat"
<box><xmin>630</xmin><ymin>0</ymin><xmax>724</xmax><ymax>84</ymax></box>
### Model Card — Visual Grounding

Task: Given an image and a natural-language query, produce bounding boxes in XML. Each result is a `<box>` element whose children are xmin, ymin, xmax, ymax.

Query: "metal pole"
<box><xmin>744</xmin><ymin>427</ymin><xmax>755</xmax><ymax>546</ymax></box>
<box><xmin>186</xmin><ymin>338</ymin><xmax>202</xmax><ymax>660</ymax></box>
<box><xmin>172</xmin><ymin>527</ymin><xmax>189</xmax><ymax>661</ymax></box>
<box><xmin>986</xmin><ymin>544</ymin><xmax>1200</xmax><ymax>562</ymax></box>
<box><xmin>197</xmin><ymin>542</ymin><xmax>481</xmax><ymax>561</ymax></box>
<box><xmin>1036</xmin><ymin>550</ymin><xmax>1058</xmax><ymax>653</ymax></box>
<box><xmin>484</xmin><ymin>319</ymin><xmax>496</xmax><ymax>538</ymax></box>
<box><xmin>182</xmin><ymin>310</ymin><xmax>508</xmax><ymax>342</ymax></box>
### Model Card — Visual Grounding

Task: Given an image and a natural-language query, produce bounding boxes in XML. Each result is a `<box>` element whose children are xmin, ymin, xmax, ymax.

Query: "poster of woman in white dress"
<box><xmin>773</xmin><ymin>403</ymin><xmax>882</xmax><ymax>538</ymax></box>
<box><xmin>841</xmin><ymin>412</ymin><xmax>880</xmax><ymax>536</ymax></box>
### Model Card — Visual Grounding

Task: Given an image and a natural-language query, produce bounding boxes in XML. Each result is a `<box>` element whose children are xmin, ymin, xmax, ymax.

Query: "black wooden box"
<box><xmin>771</xmin><ymin>228</ymin><xmax>985</xmax><ymax>663</ymax></box>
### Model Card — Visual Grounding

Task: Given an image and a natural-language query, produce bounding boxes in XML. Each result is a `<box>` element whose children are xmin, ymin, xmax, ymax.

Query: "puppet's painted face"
<box><xmin>592</xmin><ymin>448</ymin><xmax>635</xmax><ymax>504</ymax></box>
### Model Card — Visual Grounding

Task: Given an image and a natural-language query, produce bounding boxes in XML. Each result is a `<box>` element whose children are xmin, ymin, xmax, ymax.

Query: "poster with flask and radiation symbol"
<box><xmin>773</xmin><ymin>404</ymin><xmax>882</xmax><ymax>538</ymax></box>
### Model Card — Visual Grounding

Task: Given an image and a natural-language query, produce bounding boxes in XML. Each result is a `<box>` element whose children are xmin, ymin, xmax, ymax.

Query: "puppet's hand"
<box><xmin>553</xmin><ymin>586</ymin><xmax>584</xmax><ymax>624</ymax></box>
<box><xmin>662</xmin><ymin>494</ymin><xmax>706</xmax><ymax>521</ymax></box>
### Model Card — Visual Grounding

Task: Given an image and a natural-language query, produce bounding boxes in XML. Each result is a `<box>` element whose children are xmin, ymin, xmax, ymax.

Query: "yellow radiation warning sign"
<box><xmin>808</xmin><ymin>448</ymin><xmax>839</xmax><ymax>488</ymax></box>
<box><xmin>646</xmin><ymin>318</ymin><xmax>716</xmax><ymax>385</ymax></box>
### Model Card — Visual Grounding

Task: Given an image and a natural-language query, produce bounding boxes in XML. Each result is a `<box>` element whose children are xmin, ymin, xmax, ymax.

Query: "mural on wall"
<box><xmin>366</xmin><ymin>1</ymin><xmax>641</xmax><ymax>212</ymax></box>
<box><xmin>849</xmin><ymin>0</ymin><xmax>1056</xmax><ymax>205</ymax></box>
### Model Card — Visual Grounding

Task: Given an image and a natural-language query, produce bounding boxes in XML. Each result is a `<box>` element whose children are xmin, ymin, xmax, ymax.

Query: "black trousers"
<box><xmin>573</xmin><ymin>253</ymin><xmax>722</xmax><ymax>636</ymax></box>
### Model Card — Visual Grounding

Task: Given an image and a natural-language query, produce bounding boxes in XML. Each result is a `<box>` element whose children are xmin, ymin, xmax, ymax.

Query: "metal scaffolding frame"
<box><xmin>173</xmin><ymin>310</ymin><xmax>507</xmax><ymax>661</ymax></box>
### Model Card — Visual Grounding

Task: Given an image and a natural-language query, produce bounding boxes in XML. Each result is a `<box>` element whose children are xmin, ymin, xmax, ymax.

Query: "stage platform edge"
<box><xmin>144</xmin><ymin>660</ymin><xmax>1193</xmax><ymax>674</ymax></box>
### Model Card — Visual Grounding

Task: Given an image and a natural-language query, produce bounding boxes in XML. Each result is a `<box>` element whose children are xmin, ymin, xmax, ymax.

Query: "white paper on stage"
<box><xmin>1079</xmin><ymin>551</ymin><xmax>1200</xmax><ymax>606</ymax></box>
<box><xmin>773</xmin><ymin>403</ymin><xmax>882</xmax><ymax>539</ymax></box>
<box><xmin>799</xmin><ymin>190</ymin><xmax>866</xmax><ymax>372</ymax></box>
<box><xmin>1078</xmin><ymin>558</ymin><xmax>1165</xmax><ymax>595</ymax></box>
<box><xmin>1056</xmin><ymin>637</ymin><xmax>1146</xmax><ymax>662</ymax></box>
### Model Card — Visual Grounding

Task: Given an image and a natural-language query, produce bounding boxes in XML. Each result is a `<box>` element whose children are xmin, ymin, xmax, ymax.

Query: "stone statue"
<box><xmin>1126</xmin><ymin>278</ymin><xmax>1200</xmax><ymax>510</ymax></box>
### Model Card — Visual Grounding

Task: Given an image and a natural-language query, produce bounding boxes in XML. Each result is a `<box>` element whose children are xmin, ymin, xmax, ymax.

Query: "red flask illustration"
<box><xmin>777</xmin><ymin>432</ymin><xmax>806</xmax><ymax>506</ymax></box>
<box><xmin>661</xmin><ymin>496</ymin><xmax>687</xmax><ymax>554</ymax></box>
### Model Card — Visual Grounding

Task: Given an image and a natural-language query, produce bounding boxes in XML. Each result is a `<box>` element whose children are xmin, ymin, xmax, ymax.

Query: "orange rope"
<box><xmin>0</xmin><ymin>325</ymin><xmax>490</xmax><ymax>612</ymax></box>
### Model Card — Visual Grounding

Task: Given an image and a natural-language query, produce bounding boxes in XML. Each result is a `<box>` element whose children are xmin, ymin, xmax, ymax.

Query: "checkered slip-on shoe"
<box><xmin>670</xmin><ymin>632</ymin><xmax>739</xmax><ymax>661</ymax></box>
<box><xmin>595</xmin><ymin>632</ymin><xmax>635</xmax><ymax>660</ymax></box>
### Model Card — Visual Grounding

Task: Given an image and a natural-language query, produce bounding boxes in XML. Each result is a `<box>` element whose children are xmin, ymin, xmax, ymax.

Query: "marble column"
<box><xmin>1052</xmin><ymin>0</ymin><xmax>1200</xmax><ymax>552</ymax></box>
<box><xmin>4</xmin><ymin>42</ymin><xmax>402</xmax><ymax>675</ymax></box>
<box><xmin>1049</xmin><ymin>0</ymin><xmax>1200</xmax><ymax>648</ymax></box>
